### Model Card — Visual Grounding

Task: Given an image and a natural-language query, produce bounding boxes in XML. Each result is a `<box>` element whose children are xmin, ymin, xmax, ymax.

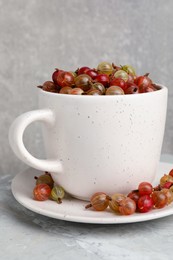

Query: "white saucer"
<box><xmin>11</xmin><ymin>162</ymin><xmax>173</xmax><ymax>224</ymax></box>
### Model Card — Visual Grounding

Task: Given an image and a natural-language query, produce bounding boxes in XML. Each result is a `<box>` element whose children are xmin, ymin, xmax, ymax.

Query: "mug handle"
<box><xmin>9</xmin><ymin>109</ymin><xmax>63</xmax><ymax>173</ymax></box>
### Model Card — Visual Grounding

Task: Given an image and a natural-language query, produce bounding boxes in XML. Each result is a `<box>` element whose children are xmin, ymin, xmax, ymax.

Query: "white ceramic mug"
<box><xmin>9</xmin><ymin>86</ymin><xmax>168</xmax><ymax>200</ymax></box>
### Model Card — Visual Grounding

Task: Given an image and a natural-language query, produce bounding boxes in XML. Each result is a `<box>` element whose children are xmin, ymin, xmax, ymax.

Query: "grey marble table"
<box><xmin>1</xmin><ymin>154</ymin><xmax>173</xmax><ymax>260</ymax></box>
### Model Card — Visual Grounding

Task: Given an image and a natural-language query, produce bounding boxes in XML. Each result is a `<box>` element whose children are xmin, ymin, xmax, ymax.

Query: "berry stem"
<box><xmin>112</xmin><ymin>63</ymin><xmax>117</xmax><ymax>69</ymax></box>
<box><xmin>45</xmin><ymin>171</ymin><xmax>51</xmax><ymax>176</ymax></box>
<box><xmin>57</xmin><ymin>198</ymin><xmax>62</xmax><ymax>204</ymax></box>
<box><xmin>153</xmin><ymin>185</ymin><xmax>161</xmax><ymax>191</ymax></box>
<box><xmin>144</xmin><ymin>73</ymin><xmax>150</xmax><ymax>77</ymax></box>
<box><xmin>85</xmin><ymin>203</ymin><xmax>92</xmax><ymax>209</ymax></box>
<box><xmin>106</xmin><ymin>195</ymin><xmax>112</xmax><ymax>201</ymax></box>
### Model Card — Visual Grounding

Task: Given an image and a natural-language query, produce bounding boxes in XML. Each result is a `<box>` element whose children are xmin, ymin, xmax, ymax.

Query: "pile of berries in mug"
<box><xmin>33</xmin><ymin>169</ymin><xmax>173</xmax><ymax>215</ymax></box>
<box><xmin>38</xmin><ymin>62</ymin><xmax>158</xmax><ymax>95</ymax></box>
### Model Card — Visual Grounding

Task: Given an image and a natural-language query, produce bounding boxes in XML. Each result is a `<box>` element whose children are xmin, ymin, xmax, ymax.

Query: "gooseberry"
<box><xmin>85</xmin><ymin>192</ymin><xmax>111</xmax><ymax>211</ymax></box>
<box><xmin>138</xmin><ymin>182</ymin><xmax>153</xmax><ymax>196</ymax></box>
<box><xmin>51</xmin><ymin>186</ymin><xmax>65</xmax><ymax>204</ymax></box>
<box><xmin>127</xmin><ymin>74</ymin><xmax>135</xmax><ymax>84</ymax></box>
<box><xmin>121</xmin><ymin>65</ymin><xmax>136</xmax><ymax>76</ymax></box>
<box><xmin>135</xmin><ymin>73</ymin><xmax>152</xmax><ymax>88</ymax></box>
<box><xmin>33</xmin><ymin>183</ymin><xmax>51</xmax><ymax>201</ymax></box>
<box><xmin>74</xmin><ymin>74</ymin><xmax>92</xmax><ymax>91</ymax></box>
<box><xmin>77</xmin><ymin>66</ymin><xmax>90</xmax><ymax>75</ymax></box>
<box><xmin>125</xmin><ymin>84</ymin><xmax>139</xmax><ymax>94</ymax></box>
<box><xmin>127</xmin><ymin>190</ymin><xmax>140</xmax><ymax>204</ymax></box>
<box><xmin>169</xmin><ymin>169</ymin><xmax>173</xmax><ymax>177</ymax></box>
<box><xmin>109</xmin><ymin>193</ymin><xmax>126</xmax><ymax>212</ymax></box>
<box><xmin>57</xmin><ymin>71</ymin><xmax>75</xmax><ymax>88</ymax></box>
<box><xmin>52</xmin><ymin>69</ymin><xmax>64</xmax><ymax>85</ymax></box>
<box><xmin>137</xmin><ymin>195</ymin><xmax>154</xmax><ymax>213</ymax></box>
<box><xmin>90</xmin><ymin>82</ymin><xmax>105</xmax><ymax>94</ymax></box>
<box><xmin>70</xmin><ymin>88</ymin><xmax>84</xmax><ymax>95</ymax></box>
<box><xmin>87</xmin><ymin>89</ymin><xmax>101</xmax><ymax>95</ymax></box>
<box><xmin>59</xmin><ymin>86</ymin><xmax>73</xmax><ymax>94</ymax></box>
<box><xmin>152</xmin><ymin>191</ymin><xmax>168</xmax><ymax>209</ymax></box>
<box><xmin>34</xmin><ymin>172</ymin><xmax>54</xmax><ymax>189</ymax></box>
<box><xmin>118</xmin><ymin>197</ymin><xmax>136</xmax><ymax>215</ymax></box>
<box><xmin>160</xmin><ymin>174</ymin><xmax>173</xmax><ymax>187</ymax></box>
<box><xmin>95</xmin><ymin>74</ymin><xmax>109</xmax><ymax>87</ymax></box>
<box><xmin>42</xmin><ymin>81</ymin><xmax>58</xmax><ymax>93</ymax></box>
<box><xmin>161</xmin><ymin>189</ymin><xmax>173</xmax><ymax>204</ymax></box>
<box><xmin>109</xmin><ymin>78</ymin><xmax>127</xmax><ymax>91</ymax></box>
<box><xmin>139</xmin><ymin>85</ymin><xmax>155</xmax><ymax>93</ymax></box>
<box><xmin>86</xmin><ymin>69</ymin><xmax>98</xmax><ymax>79</ymax></box>
<box><xmin>106</xmin><ymin>86</ymin><xmax>124</xmax><ymax>95</ymax></box>
<box><xmin>114</xmin><ymin>70</ymin><xmax>129</xmax><ymax>82</ymax></box>
<box><xmin>97</xmin><ymin>62</ymin><xmax>113</xmax><ymax>75</ymax></box>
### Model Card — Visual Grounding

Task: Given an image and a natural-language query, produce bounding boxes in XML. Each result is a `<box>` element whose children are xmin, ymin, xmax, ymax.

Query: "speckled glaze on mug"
<box><xmin>9</xmin><ymin>86</ymin><xmax>168</xmax><ymax>200</ymax></box>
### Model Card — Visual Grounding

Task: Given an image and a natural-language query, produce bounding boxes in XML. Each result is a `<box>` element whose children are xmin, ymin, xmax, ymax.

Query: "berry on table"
<box><xmin>34</xmin><ymin>172</ymin><xmax>54</xmax><ymax>189</ymax></box>
<box><xmin>33</xmin><ymin>183</ymin><xmax>51</xmax><ymax>201</ymax></box>
<box><xmin>169</xmin><ymin>169</ymin><xmax>173</xmax><ymax>177</ymax></box>
<box><xmin>138</xmin><ymin>182</ymin><xmax>153</xmax><ymax>196</ymax></box>
<box><xmin>118</xmin><ymin>197</ymin><xmax>136</xmax><ymax>215</ymax></box>
<box><xmin>109</xmin><ymin>193</ymin><xmax>126</xmax><ymax>212</ymax></box>
<box><xmin>161</xmin><ymin>189</ymin><xmax>173</xmax><ymax>204</ymax></box>
<box><xmin>152</xmin><ymin>191</ymin><xmax>168</xmax><ymax>209</ymax></box>
<box><xmin>127</xmin><ymin>190</ymin><xmax>140</xmax><ymax>204</ymax></box>
<box><xmin>137</xmin><ymin>195</ymin><xmax>154</xmax><ymax>213</ymax></box>
<box><xmin>33</xmin><ymin>168</ymin><xmax>173</xmax><ymax>216</ymax></box>
<box><xmin>85</xmin><ymin>192</ymin><xmax>111</xmax><ymax>211</ymax></box>
<box><xmin>160</xmin><ymin>174</ymin><xmax>173</xmax><ymax>188</ymax></box>
<box><xmin>51</xmin><ymin>186</ymin><xmax>65</xmax><ymax>204</ymax></box>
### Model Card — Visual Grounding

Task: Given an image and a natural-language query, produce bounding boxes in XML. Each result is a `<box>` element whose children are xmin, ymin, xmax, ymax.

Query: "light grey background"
<box><xmin>1</xmin><ymin>0</ymin><xmax>173</xmax><ymax>176</ymax></box>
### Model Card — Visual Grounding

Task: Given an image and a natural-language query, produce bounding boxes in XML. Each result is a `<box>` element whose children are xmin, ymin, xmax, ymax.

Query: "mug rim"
<box><xmin>38</xmin><ymin>84</ymin><xmax>167</xmax><ymax>98</ymax></box>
